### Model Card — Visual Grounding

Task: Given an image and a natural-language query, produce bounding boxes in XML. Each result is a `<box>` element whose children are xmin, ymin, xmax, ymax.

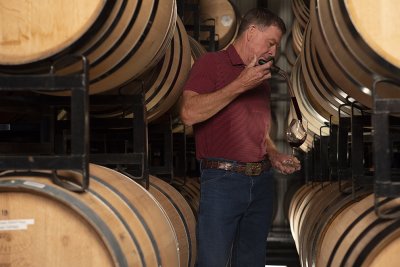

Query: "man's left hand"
<box><xmin>269</xmin><ymin>152</ymin><xmax>301</xmax><ymax>175</ymax></box>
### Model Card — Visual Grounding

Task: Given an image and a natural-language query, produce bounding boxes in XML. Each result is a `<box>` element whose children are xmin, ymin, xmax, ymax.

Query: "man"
<box><xmin>180</xmin><ymin>7</ymin><xmax>301</xmax><ymax>267</ymax></box>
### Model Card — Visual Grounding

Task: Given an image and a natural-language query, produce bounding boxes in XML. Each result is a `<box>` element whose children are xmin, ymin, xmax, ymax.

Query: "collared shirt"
<box><xmin>183</xmin><ymin>45</ymin><xmax>271</xmax><ymax>162</ymax></box>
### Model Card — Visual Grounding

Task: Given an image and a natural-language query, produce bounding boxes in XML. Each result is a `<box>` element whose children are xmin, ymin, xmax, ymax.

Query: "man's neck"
<box><xmin>232</xmin><ymin>38</ymin><xmax>250</xmax><ymax>66</ymax></box>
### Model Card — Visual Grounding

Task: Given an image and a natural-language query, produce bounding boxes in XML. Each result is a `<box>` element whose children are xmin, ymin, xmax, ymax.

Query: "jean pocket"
<box><xmin>200</xmin><ymin>168</ymin><xmax>232</xmax><ymax>185</ymax></box>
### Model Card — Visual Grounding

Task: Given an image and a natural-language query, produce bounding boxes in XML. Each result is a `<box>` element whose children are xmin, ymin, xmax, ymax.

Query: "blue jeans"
<box><xmin>196</xmin><ymin>163</ymin><xmax>274</xmax><ymax>267</ymax></box>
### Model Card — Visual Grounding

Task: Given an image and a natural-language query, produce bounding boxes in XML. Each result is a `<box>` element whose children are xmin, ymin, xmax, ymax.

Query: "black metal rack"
<box><xmin>87</xmin><ymin>91</ymin><xmax>149</xmax><ymax>189</ymax></box>
<box><xmin>331</xmin><ymin>101</ymin><xmax>374</xmax><ymax>195</ymax></box>
<box><xmin>182</xmin><ymin>2</ymin><xmax>218</xmax><ymax>51</ymax></box>
<box><xmin>147</xmin><ymin>116</ymin><xmax>199</xmax><ymax>184</ymax></box>
<box><xmin>148</xmin><ymin>115</ymin><xmax>174</xmax><ymax>179</ymax></box>
<box><xmin>372</xmin><ymin>78</ymin><xmax>400</xmax><ymax>218</ymax></box>
<box><xmin>305</xmin><ymin>101</ymin><xmax>374</xmax><ymax>193</ymax></box>
<box><xmin>0</xmin><ymin>58</ymin><xmax>150</xmax><ymax>191</ymax></box>
<box><xmin>0</xmin><ymin>57</ymin><xmax>90</xmax><ymax>191</ymax></box>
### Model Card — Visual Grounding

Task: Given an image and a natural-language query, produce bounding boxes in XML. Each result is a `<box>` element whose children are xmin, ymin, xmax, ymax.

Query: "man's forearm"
<box><xmin>180</xmin><ymin>81</ymin><xmax>242</xmax><ymax>126</ymax></box>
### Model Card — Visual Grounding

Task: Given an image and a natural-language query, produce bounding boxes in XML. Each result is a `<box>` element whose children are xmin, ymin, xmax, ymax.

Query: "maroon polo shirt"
<box><xmin>183</xmin><ymin>45</ymin><xmax>271</xmax><ymax>163</ymax></box>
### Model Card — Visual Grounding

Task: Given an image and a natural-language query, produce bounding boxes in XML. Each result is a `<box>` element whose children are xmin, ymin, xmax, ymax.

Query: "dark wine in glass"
<box><xmin>286</xmin><ymin>119</ymin><xmax>307</xmax><ymax>155</ymax></box>
<box><xmin>288</xmin><ymin>139</ymin><xmax>305</xmax><ymax>148</ymax></box>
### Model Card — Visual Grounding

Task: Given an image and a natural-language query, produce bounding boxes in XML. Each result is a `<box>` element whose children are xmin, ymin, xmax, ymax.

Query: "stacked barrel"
<box><xmin>289</xmin><ymin>182</ymin><xmax>400</xmax><ymax>267</ymax></box>
<box><xmin>183</xmin><ymin>0</ymin><xmax>240</xmax><ymax>50</ymax></box>
<box><xmin>288</xmin><ymin>0</ymin><xmax>400</xmax><ymax>266</ymax></box>
<box><xmin>290</xmin><ymin>0</ymin><xmax>309</xmax><ymax>59</ymax></box>
<box><xmin>0</xmin><ymin>164</ymin><xmax>199</xmax><ymax>267</ymax></box>
<box><xmin>0</xmin><ymin>1</ymin><xmax>205</xmax><ymax>266</ymax></box>
<box><xmin>290</xmin><ymin>0</ymin><xmax>400</xmax><ymax>152</ymax></box>
<box><xmin>0</xmin><ymin>0</ymin><xmax>193</xmax><ymax>124</ymax></box>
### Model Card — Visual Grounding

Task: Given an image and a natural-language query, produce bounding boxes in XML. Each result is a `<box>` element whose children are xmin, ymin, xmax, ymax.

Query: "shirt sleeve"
<box><xmin>183</xmin><ymin>53</ymin><xmax>216</xmax><ymax>94</ymax></box>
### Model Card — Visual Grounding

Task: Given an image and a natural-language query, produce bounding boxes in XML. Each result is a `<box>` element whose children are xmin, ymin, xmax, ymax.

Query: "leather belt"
<box><xmin>201</xmin><ymin>159</ymin><xmax>271</xmax><ymax>176</ymax></box>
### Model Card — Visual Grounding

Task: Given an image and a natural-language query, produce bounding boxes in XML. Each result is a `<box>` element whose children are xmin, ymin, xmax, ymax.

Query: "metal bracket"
<box><xmin>372</xmin><ymin>77</ymin><xmax>400</xmax><ymax>218</ymax></box>
<box><xmin>88</xmin><ymin>89</ymin><xmax>149</xmax><ymax>190</ymax></box>
<box><xmin>0</xmin><ymin>56</ymin><xmax>89</xmax><ymax>192</ymax></box>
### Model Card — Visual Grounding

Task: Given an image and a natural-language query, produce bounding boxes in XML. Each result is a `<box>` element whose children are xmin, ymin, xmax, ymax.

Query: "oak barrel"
<box><xmin>309</xmin><ymin>0</ymin><xmax>400</xmax><ymax>109</ymax></box>
<box><xmin>290</xmin><ymin>58</ymin><xmax>329</xmax><ymax>137</ymax></box>
<box><xmin>172</xmin><ymin>177</ymin><xmax>201</xmax><ymax>219</ymax></box>
<box><xmin>185</xmin><ymin>0</ymin><xmax>240</xmax><ymax>50</ymax></box>
<box><xmin>148</xmin><ymin>175</ymin><xmax>197</xmax><ymax>267</ymax></box>
<box><xmin>89</xmin><ymin>16</ymin><xmax>191</xmax><ymax>123</ymax></box>
<box><xmin>290</xmin><ymin>182</ymin><xmax>400</xmax><ymax>267</ymax></box>
<box><xmin>0</xmin><ymin>0</ymin><xmax>106</xmax><ymax>65</ymax></box>
<box><xmin>318</xmin><ymin>194</ymin><xmax>400</xmax><ymax>267</ymax></box>
<box><xmin>300</xmin><ymin>23</ymin><xmax>350</xmax><ymax>123</ymax></box>
<box><xmin>0</xmin><ymin>164</ymin><xmax>179</xmax><ymax>267</ymax></box>
<box><xmin>0</xmin><ymin>0</ymin><xmax>177</xmax><ymax>95</ymax></box>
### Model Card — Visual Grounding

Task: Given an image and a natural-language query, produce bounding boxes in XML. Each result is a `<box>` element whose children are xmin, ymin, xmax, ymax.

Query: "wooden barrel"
<box><xmin>297</xmin><ymin>182</ymin><xmax>356</xmax><ymax>266</ymax></box>
<box><xmin>290</xmin><ymin>58</ymin><xmax>329</xmax><ymax>137</ymax></box>
<box><xmin>291</xmin><ymin>0</ymin><xmax>310</xmax><ymax>31</ymax></box>
<box><xmin>0</xmin><ymin>0</ymin><xmax>177</xmax><ymax>95</ymax></box>
<box><xmin>0</xmin><ymin>0</ymin><xmax>105</xmax><ymax>65</ymax></box>
<box><xmin>288</xmin><ymin>182</ymin><xmax>331</xmax><ymax>250</ymax></box>
<box><xmin>90</xmin><ymin>16</ymin><xmax>191</xmax><ymax>123</ymax></box>
<box><xmin>290</xmin><ymin>20</ymin><xmax>303</xmax><ymax>57</ymax></box>
<box><xmin>290</xmin><ymin>182</ymin><xmax>400</xmax><ymax>267</ymax></box>
<box><xmin>185</xmin><ymin>0</ymin><xmax>240</xmax><ymax>50</ymax></box>
<box><xmin>300</xmin><ymin>23</ymin><xmax>349</xmax><ymax>124</ymax></box>
<box><xmin>171</xmin><ymin>35</ymin><xmax>206</xmax><ymax>134</ymax></box>
<box><xmin>122</xmin><ymin>16</ymin><xmax>191</xmax><ymax>123</ymax></box>
<box><xmin>318</xmin><ymin>194</ymin><xmax>400</xmax><ymax>267</ymax></box>
<box><xmin>147</xmin><ymin>175</ymin><xmax>197</xmax><ymax>267</ymax></box>
<box><xmin>309</xmin><ymin>0</ymin><xmax>400</xmax><ymax>109</ymax></box>
<box><xmin>291</xmin><ymin>0</ymin><xmax>309</xmax><ymax>56</ymax></box>
<box><xmin>0</xmin><ymin>164</ymin><xmax>180</xmax><ymax>267</ymax></box>
<box><xmin>172</xmin><ymin>177</ymin><xmax>201</xmax><ymax>219</ymax></box>
<box><xmin>288</xmin><ymin>183</ymin><xmax>312</xmax><ymax>238</ymax></box>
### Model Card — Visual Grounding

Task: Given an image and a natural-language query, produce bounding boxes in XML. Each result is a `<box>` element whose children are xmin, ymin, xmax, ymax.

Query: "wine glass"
<box><xmin>286</xmin><ymin>119</ymin><xmax>308</xmax><ymax>156</ymax></box>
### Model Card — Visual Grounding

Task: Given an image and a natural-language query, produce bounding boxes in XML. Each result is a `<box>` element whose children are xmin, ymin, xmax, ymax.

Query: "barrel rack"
<box><xmin>304</xmin><ymin>81</ymin><xmax>400</xmax><ymax>218</ymax></box>
<box><xmin>88</xmin><ymin>90</ymin><xmax>149</xmax><ymax>188</ymax></box>
<box><xmin>182</xmin><ymin>2</ymin><xmax>218</xmax><ymax>51</ymax></box>
<box><xmin>372</xmin><ymin>78</ymin><xmax>400</xmax><ymax>218</ymax></box>
<box><xmin>146</xmin><ymin>113</ymin><xmax>200</xmax><ymax>188</ymax></box>
<box><xmin>146</xmin><ymin>116</ymin><xmax>172</xmax><ymax>178</ymax></box>
<box><xmin>0</xmin><ymin>56</ymin><xmax>149</xmax><ymax>191</ymax></box>
<box><xmin>0</xmin><ymin>57</ymin><xmax>90</xmax><ymax>191</ymax></box>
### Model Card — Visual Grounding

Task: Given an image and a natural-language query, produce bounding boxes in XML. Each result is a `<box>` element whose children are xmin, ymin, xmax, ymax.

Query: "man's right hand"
<box><xmin>234</xmin><ymin>55</ymin><xmax>273</xmax><ymax>93</ymax></box>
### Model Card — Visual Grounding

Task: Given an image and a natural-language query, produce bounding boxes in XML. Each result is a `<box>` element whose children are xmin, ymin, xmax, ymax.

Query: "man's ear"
<box><xmin>247</xmin><ymin>25</ymin><xmax>257</xmax><ymax>41</ymax></box>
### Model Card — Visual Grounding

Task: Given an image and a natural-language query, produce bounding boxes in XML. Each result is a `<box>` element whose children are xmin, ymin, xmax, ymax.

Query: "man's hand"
<box><xmin>268</xmin><ymin>151</ymin><xmax>301</xmax><ymax>175</ymax></box>
<box><xmin>234</xmin><ymin>55</ymin><xmax>273</xmax><ymax>93</ymax></box>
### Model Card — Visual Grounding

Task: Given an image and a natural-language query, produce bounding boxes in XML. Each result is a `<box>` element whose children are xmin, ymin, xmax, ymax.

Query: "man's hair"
<box><xmin>237</xmin><ymin>8</ymin><xmax>286</xmax><ymax>37</ymax></box>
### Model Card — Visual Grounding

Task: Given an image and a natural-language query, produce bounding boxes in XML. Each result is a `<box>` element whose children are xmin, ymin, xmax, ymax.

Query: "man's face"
<box><xmin>247</xmin><ymin>24</ymin><xmax>283</xmax><ymax>63</ymax></box>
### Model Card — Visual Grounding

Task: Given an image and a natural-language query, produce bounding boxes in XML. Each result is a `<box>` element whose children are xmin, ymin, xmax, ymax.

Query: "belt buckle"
<box><xmin>245</xmin><ymin>163</ymin><xmax>262</xmax><ymax>176</ymax></box>
<box><xmin>220</xmin><ymin>162</ymin><xmax>233</xmax><ymax>171</ymax></box>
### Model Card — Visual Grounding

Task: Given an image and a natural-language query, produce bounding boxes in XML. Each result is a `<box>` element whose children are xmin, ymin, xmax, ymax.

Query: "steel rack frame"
<box><xmin>183</xmin><ymin>3</ymin><xmax>218</xmax><ymax>51</ymax></box>
<box><xmin>87</xmin><ymin>91</ymin><xmax>149</xmax><ymax>189</ymax></box>
<box><xmin>148</xmin><ymin>115</ymin><xmax>174</xmax><ymax>179</ymax></box>
<box><xmin>372</xmin><ymin>78</ymin><xmax>400</xmax><ymax>218</ymax></box>
<box><xmin>0</xmin><ymin>56</ymin><xmax>89</xmax><ymax>192</ymax></box>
